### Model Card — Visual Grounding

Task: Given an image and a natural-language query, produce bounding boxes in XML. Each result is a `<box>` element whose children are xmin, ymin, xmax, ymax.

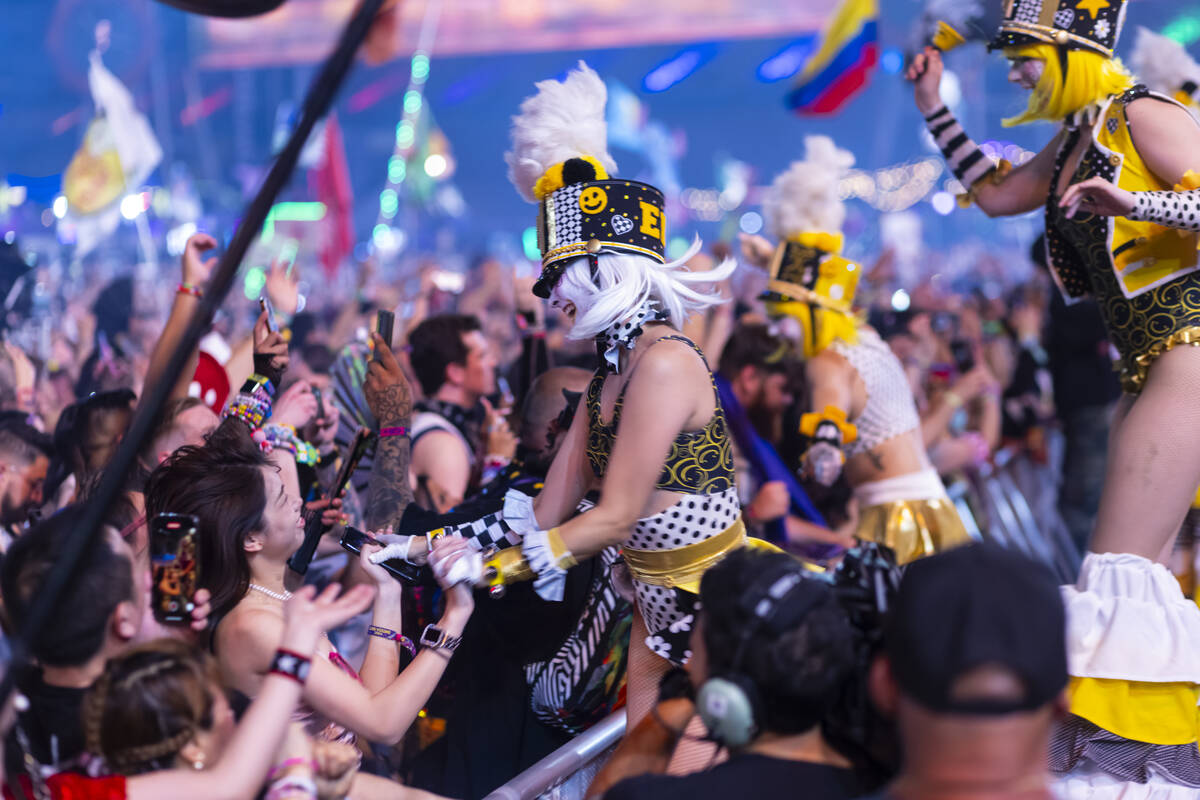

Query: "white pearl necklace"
<box><xmin>248</xmin><ymin>583</ymin><xmax>292</xmax><ymax>602</ymax></box>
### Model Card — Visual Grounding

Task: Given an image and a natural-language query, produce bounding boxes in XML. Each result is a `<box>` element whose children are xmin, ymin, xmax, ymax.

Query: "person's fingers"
<box><xmin>371</xmin><ymin>332</ymin><xmax>402</xmax><ymax>372</ymax></box>
<box><xmin>480</xmin><ymin>396</ymin><xmax>494</xmax><ymax>416</ymax></box>
<box><xmin>189</xmin><ymin>233</ymin><xmax>218</xmax><ymax>252</ymax></box>
<box><xmin>254</xmin><ymin>310</ymin><xmax>270</xmax><ymax>342</ymax></box>
<box><xmin>316</xmin><ymin>582</ymin><xmax>342</xmax><ymax>604</ymax></box>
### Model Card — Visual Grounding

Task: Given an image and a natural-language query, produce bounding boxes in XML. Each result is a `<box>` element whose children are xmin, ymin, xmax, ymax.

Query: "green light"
<box><xmin>411</xmin><ymin>53</ymin><xmax>430</xmax><ymax>84</ymax></box>
<box><xmin>388</xmin><ymin>156</ymin><xmax>407</xmax><ymax>183</ymax></box>
<box><xmin>1164</xmin><ymin>14</ymin><xmax>1200</xmax><ymax>45</ymax></box>
<box><xmin>380</xmin><ymin>188</ymin><xmax>399</xmax><ymax>218</ymax></box>
<box><xmin>260</xmin><ymin>201</ymin><xmax>326</xmax><ymax>242</ymax></box>
<box><xmin>243</xmin><ymin>266</ymin><xmax>267</xmax><ymax>299</ymax></box>
<box><xmin>404</xmin><ymin>90</ymin><xmax>423</xmax><ymax>115</ymax></box>
<box><xmin>667</xmin><ymin>237</ymin><xmax>691</xmax><ymax>260</ymax></box>
<box><xmin>521</xmin><ymin>227</ymin><xmax>540</xmax><ymax>262</ymax></box>
<box><xmin>397</xmin><ymin>122</ymin><xmax>414</xmax><ymax>149</ymax></box>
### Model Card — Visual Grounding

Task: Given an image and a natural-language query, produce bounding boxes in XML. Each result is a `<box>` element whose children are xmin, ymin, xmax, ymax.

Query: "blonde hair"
<box><xmin>552</xmin><ymin>238</ymin><xmax>735</xmax><ymax>340</ymax></box>
<box><xmin>1003</xmin><ymin>44</ymin><xmax>1135</xmax><ymax>127</ymax></box>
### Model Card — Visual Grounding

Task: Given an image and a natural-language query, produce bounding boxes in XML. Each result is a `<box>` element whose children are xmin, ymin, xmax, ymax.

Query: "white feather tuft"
<box><xmin>505</xmin><ymin>61</ymin><xmax>619</xmax><ymax>203</ymax></box>
<box><xmin>763</xmin><ymin>136</ymin><xmax>855</xmax><ymax>240</ymax></box>
<box><xmin>1130</xmin><ymin>27</ymin><xmax>1200</xmax><ymax>102</ymax></box>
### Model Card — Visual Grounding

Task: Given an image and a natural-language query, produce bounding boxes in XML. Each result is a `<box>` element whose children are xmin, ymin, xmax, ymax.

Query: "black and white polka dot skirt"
<box><xmin>625</xmin><ymin>486</ymin><xmax>741</xmax><ymax>665</ymax></box>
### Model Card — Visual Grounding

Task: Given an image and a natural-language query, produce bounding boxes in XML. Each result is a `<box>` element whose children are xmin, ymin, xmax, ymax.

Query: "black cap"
<box><xmin>885</xmin><ymin>543</ymin><xmax>1067</xmax><ymax>715</ymax></box>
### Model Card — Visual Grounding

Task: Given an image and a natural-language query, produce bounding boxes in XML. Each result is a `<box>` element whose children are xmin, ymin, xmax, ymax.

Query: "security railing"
<box><xmin>482</xmin><ymin>710</ymin><xmax>626</xmax><ymax>800</ymax></box>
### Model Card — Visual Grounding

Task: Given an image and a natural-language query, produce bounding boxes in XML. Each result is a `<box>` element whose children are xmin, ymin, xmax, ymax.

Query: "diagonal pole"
<box><xmin>1</xmin><ymin>0</ymin><xmax>388</xmax><ymax>710</ymax></box>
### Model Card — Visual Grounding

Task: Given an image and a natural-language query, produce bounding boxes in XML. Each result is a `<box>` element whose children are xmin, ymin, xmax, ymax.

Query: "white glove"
<box><xmin>802</xmin><ymin>442</ymin><xmax>845</xmax><ymax>487</ymax></box>
<box><xmin>429</xmin><ymin>537</ymin><xmax>484</xmax><ymax>588</ymax></box>
<box><xmin>368</xmin><ymin>533</ymin><xmax>427</xmax><ymax>566</ymax></box>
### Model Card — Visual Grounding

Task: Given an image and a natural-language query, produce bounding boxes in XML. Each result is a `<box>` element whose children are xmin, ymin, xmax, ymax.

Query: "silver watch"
<box><xmin>420</xmin><ymin>623</ymin><xmax>461</xmax><ymax>653</ymax></box>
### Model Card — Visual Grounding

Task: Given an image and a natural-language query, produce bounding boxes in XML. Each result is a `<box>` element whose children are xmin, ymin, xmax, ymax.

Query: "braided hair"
<box><xmin>82</xmin><ymin>639</ymin><xmax>219</xmax><ymax>775</ymax></box>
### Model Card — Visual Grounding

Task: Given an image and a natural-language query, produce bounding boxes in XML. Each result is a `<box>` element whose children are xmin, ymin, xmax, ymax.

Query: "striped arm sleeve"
<box><xmin>925</xmin><ymin>105</ymin><xmax>997</xmax><ymax>189</ymax></box>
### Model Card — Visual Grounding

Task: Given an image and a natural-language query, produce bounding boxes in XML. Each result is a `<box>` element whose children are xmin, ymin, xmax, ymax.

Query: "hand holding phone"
<box><xmin>150</xmin><ymin>513</ymin><xmax>201</xmax><ymax>625</ymax></box>
<box><xmin>340</xmin><ymin>527</ymin><xmax>420</xmax><ymax>583</ymax></box>
<box><xmin>260</xmin><ymin>296</ymin><xmax>279</xmax><ymax>334</ymax></box>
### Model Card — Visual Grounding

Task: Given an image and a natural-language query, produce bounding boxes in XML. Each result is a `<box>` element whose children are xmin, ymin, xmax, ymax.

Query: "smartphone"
<box><xmin>150</xmin><ymin>513</ymin><xmax>200</xmax><ymax>625</ymax></box>
<box><xmin>340</xmin><ymin>527</ymin><xmax>421</xmax><ymax>582</ymax></box>
<box><xmin>375</xmin><ymin>309</ymin><xmax>395</xmax><ymax>352</ymax></box>
<box><xmin>312</xmin><ymin>385</ymin><xmax>326</xmax><ymax>424</ymax></box>
<box><xmin>950</xmin><ymin>338</ymin><xmax>975</xmax><ymax>374</ymax></box>
<box><xmin>332</xmin><ymin>427</ymin><xmax>375</xmax><ymax>499</ymax></box>
<box><xmin>430</xmin><ymin>270</ymin><xmax>465</xmax><ymax>294</ymax></box>
<box><xmin>259</xmin><ymin>296</ymin><xmax>278</xmax><ymax>334</ymax></box>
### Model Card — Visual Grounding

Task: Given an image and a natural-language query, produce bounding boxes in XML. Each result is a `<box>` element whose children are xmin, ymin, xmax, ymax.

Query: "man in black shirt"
<box><xmin>860</xmin><ymin>544</ymin><xmax>1066</xmax><ymax>800</ymax></box>
<box><xmin>602</xmin><ymin>549</ymin><xmax>868</xmax><ymax>800</ymax></box>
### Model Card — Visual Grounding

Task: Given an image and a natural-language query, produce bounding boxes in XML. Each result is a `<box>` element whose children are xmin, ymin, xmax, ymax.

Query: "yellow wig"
<box><xmin>1003</xmin><ymin>43</ymin><xmax>1135</xmax><ymax>127</ymax></box>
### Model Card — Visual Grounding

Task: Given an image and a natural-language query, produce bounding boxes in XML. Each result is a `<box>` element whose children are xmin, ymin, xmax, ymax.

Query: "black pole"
<box><xmin>2</xmin><ymin>0</ymin><xmax>388</xmax><ymax>703</ymax></box>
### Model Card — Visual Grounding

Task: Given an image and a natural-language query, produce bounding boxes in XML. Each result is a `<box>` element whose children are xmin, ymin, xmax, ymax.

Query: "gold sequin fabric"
<box><xmin>856</xmin><ymin>497</ymin><xmax>972</xmax><ymax>565</ymax></box>
<box><xmin>1047</xmin><ymin>87</ymin><xmax>1200</xmax><ymax>394</ymax></box>
<box><xmin>585</xmin><ymin>335</ymin><xmax>734</xmax><ymax>495</ymax></box>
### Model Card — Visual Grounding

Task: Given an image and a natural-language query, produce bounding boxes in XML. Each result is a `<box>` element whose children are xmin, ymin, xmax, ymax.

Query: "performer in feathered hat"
<box><xmin>372</xmin><ymin>63</ymin><xmax>767</xmax><ymax>723</ymax></box>
<box><xmin>743</xmin><ymin>136</ymin><xmax>972</xmax><ymax>565</ymax></box>
<box><xmin>908</xmin><ymin>2</ymin><xmax>1200</xmax><ymax>795</ymax></box>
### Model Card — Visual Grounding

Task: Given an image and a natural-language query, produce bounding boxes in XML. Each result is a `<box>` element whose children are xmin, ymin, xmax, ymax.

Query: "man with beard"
<box><xmin>716</xmin><ymin>322</ymin><xmax>854</xmax><ymax>558</ymax></box>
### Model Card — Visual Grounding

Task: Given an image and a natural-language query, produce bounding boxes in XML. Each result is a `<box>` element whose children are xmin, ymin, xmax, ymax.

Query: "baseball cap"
<box><xmin>885</xmin><ymin>543</ymin><xmax>1067</xmax><ymax>715</ymax></box>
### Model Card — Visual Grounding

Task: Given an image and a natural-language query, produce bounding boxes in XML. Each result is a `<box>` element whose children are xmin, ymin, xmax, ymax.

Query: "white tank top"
<box><xmin>829</xmin><ymin>328</ymin><xmax>921</xmax><ymax>455</ymax></box>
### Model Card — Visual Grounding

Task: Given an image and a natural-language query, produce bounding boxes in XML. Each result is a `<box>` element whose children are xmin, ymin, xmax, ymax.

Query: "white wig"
<box><xmin>1131</xmin><ymin>27</ymin><xmax>1200</xmax><ymax>120</ymax></box>
<box><xmin>763</xmin><ymin>136</ymin><xmax>855</xmax><ymax>240</ymax></box>
<box><xmin>505</xmin><ymin>61</ymin><xmax>619</xmax><ymax>202</ymax></box>
<box><xmin>552</xmin><ymin>238</ymin><xmax>737</xmax><ymax>340</ymax></box>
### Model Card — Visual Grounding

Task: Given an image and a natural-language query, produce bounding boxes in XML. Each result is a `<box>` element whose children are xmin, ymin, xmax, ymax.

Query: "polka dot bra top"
<box><xmin>585</xmin><ymin>335</ymin><xmax>735</xmax><ymax>495</ymax></box>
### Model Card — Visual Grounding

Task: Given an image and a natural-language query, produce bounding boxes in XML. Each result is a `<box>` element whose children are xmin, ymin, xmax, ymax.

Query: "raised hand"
<box><xmin>364</xmin><ymin>332</ymin><xmax>412</xmax><ymax>427</ymax></box>
<box><xmin>273</xmin><ymin>380</ymin><xmax>319</xmax><ymax>430</ymax></box>
<box><xmin>182</xmin><ymin>233</ymin><xmax>219</xmax><ymax>288</ymax></box>
<box><xmin>906</xmin><ymin>46</ymin><xmax>945</xmax><ymax>115</ymax></box>
<box><xmin>253</xmin><ymin>310</ymin><xmax>289</xmax><ymax>386</ymax></box>
<box><xmin>279</xmin><ymin>583</ymin><xmax>376</xmax><ymax>655</ymax></box>
<box><xmin>738</xmin><ymin>233</ymin><xmax>775</xmax><ymax>269</ymax></box>
<box><xmin>264</xmin><ymin>257</ymin><xmax>301</xmax><ymax>317</ymax></box>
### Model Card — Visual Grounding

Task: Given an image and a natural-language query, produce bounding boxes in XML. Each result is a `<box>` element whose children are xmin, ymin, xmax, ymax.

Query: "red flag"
<box><xmin>309</xmin><ymin>114</ymin><xmax>355</xmax><ymax>280</ymax></box>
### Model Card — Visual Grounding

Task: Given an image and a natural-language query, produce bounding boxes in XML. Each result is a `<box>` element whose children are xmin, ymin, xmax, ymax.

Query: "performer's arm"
<box><xmin>1061</xmin><ymin>98</ymin><xmax>1200</xmax><ymax>227</ymax></box>
<box><xmin>908</xmin><ymin>47</ymin><xmax>1057</xmax><ymax>218</ymax></box>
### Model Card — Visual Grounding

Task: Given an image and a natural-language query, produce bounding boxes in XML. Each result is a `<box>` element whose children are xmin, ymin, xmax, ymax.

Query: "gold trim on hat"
<box><xmin>998</xmin><ymin>20</ymin><xmax>1114</xmax><ymax>57</ymax></box>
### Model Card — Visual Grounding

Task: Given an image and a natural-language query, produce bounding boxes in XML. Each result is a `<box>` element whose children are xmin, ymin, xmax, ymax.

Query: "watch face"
<box><xmin>420</xmin><ymin>625</ymin><xmax>444</xmax><ymax>647</ymax></box>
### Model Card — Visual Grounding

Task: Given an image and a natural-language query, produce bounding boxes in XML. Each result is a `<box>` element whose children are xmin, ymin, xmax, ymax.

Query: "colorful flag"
<box><xmin>308</xmin><ymin>114</ymin><xmax>354</xmax><ymax>280</ymax></box>
<box><xmin>785</xmin><ymin>0</ymin><xmax>879</xmax><ymax>115</ymax></box>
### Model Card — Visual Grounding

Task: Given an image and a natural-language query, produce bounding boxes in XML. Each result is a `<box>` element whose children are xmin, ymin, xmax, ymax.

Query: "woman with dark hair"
<box><xmin>5</xmin><ymin>584</ymin><xmax>375</xmax><ymax>800</ymax></box>
<box><xmin>142</xmin><ymin>421</ymin><xmax>474</xmax><ymax>765</ymax></box>
<box><xmin>44</xmin><ymin>389</ymin><xmax>136</xmax><ymax>507</ymax></box>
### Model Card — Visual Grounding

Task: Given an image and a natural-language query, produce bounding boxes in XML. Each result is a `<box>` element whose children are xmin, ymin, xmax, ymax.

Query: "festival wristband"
<box><xmin>268</xmin><ymin>649</ymin><xmax>312</xmax><ymax>685</ymax></box>
<box><xmin>380</xmin><ymin>426</ymin><xmax>408</xmax><ymax>438</ymax></box>
<box><xmin>177</xmin><ymin>283</ymin><xmax>203</xmax><ymax>299</ymax></box>
<box><xmin>925</xmin><ymin>106</ymin><xmax>998</xmax><ymax>189</ymax></box>
<box><xmin>265</xmin><ymin>777</ymin><xmax>317</xmax><ymax>800</ymax></box>
<box><xmin>1127</xmin><ymin>190</ymin><xmax>1200</xmax><ymax>232</ymax></box>
<box><xmin>240</xmin><ymin>373</ymin><xmax>276</xmax><ymax>398</ymax></box>
<box><xmin>368</xmin><ymin>625</ymin><xmax>417</xmax><ymax>657</ymax></box>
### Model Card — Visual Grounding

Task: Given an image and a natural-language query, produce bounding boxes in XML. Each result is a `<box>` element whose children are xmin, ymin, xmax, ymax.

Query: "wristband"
<box><xmin>368</xmin><ymin>625</ymin><xmax>417</xmax><ymax>657</ymax></box>
<box><xmin>177</xmin><ymin>283</ymin><xmax>203</xmax><ymax>299</ymax></box>
<box><xmin>380</xmin><ymin>426</ymin><xmax>409</xmax><ymax>438</ymax></box>
<box><xmin>241</xmin><ymin>373</ymin><xmax>276</xmax><ymax>398</ymax></box>
<box><xmin>266</xmin><ymin>777</ymin><xmax>317</xmax><ymax>800</ymax></box>
<box><xmin>267</xmin><ymin>758</ymin><xmax>319</xmax><ymax>782</ymax></box>
<box><xmin>268</xmin><ymin>649</ymin><xmax>312</xmax><ymax>685</ymax></box>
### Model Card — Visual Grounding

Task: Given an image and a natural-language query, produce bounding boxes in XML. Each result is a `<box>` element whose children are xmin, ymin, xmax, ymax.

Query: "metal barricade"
<box><xmin>483</xmin><ymin>710</ymin><xmax>627</xmax><ymax>800</ymax></box>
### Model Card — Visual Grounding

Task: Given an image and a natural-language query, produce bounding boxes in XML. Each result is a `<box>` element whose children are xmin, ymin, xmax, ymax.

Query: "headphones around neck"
<box><xmin>695</xmin><ymin>564</ymin><xmax>823</xmax><ymax>749</ymax></box>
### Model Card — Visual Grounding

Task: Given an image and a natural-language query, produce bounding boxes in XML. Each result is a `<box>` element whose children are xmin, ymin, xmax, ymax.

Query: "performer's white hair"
<box><xmin>1131</xmin><ymin>27</ymin><xmax>1200</xmax><ymax>120</ymax></box>
<box><xmin>552</xmin><ymin>239</ymin><xmax>736</xmax><ymax>340</ymax></box>
<box><xmin>505</xmin><ymin>61</ymin><xmax>618</xmax><ymax>203</ymax></box>
<box><xmin>763</xmin><ymin>136</ymin><xmax>855</xmax><ymax>240</ymax></box>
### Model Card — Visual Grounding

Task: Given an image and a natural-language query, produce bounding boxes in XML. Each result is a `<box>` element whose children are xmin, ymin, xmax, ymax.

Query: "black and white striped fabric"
<box><xmin>926</xmin><ymin>105</ymin><xmax>998</xmax><ymax>188</ymax></box>
<box><xmin>525</xmin><ymin>544</ymin><xmax>632</xmax><ymax>734</ymax></box>
<box><xmin>1129</xmin><ymin>190</ymin><xmax>1200</xmax><ymax>231</ymax></box>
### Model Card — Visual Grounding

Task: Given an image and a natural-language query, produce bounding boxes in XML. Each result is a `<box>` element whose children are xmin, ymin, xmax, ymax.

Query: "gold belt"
<box><xmin>623</xmin><ymin>518</ymin><xmax>747</xmax><ymax>594</ymax></box>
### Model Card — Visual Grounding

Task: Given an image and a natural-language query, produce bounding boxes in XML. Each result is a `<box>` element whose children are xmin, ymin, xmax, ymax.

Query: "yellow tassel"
<box><xmin>799</xmin><ymin>406</ymin><xmax>858</xmax><ymax>445</ymax></box>
<box><xmin>933</xmin><ymin>21</ymin><xmax>967</xmax><ymax>53</ymax></box>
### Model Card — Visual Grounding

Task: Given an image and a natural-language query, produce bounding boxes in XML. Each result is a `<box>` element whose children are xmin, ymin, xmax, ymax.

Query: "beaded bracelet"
<box><xmin>223</xmin><ymin>394</ymin><xmax>270</xmax><ymax>430</ymax></box>
<box><xmin>263</xmin><ymin>424</ymin><xmax>319</xmax><ymax>466</ymax></box>
<box><xmin>380</xmin><ymin>426</ymin><xmax>408</xmax><ymax>438</ymax></box>
<box><xmin>368</xmin><ymin>625</ymin><xmax>417</xmax><ymax>657</ymax></box>
<box><xmin>177</xmin><ymin>283</ymin><xmax>203</xmax><ymax>299</ymax></box>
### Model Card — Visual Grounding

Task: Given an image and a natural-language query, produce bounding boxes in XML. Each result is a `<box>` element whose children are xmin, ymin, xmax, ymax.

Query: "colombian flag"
<box><xmin>786</xmin><ymin>0</ymin><xmax>878</xmax><ymax>116</ymax></box>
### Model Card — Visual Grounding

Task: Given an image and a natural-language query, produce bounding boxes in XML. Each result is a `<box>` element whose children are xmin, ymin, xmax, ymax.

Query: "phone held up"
<box><xmin>340</xmin><ymin>526</ymin><xmax>420</xmax><ymax>583</ymax></box>
<box><xmin>150</xmin><ymin>513</ymin><xmax>201</xmax><ymax>625</ymax></box>
<box><xmin>259</xmin><ymin>296</ymin><xmax>279</xmax><ymax>334</ymax></box>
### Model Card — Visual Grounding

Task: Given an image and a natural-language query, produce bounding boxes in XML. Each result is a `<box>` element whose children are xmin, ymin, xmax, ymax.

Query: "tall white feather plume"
<box><xmin>1131</xmin><ymin>27</ymin><xmax>1200</xmax><ymax>105</ymax></box>
<box><xmin>505</xmin><ymin>61</ymin><xmax>619</xmax><ymax>203</ymax></box>
<box><xmin>763</xmin><ymin>136</ymin><xmax>856</xmax><ymax>240</ymax></box>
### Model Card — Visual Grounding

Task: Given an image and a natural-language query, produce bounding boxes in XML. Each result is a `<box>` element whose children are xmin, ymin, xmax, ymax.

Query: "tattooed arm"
<box><xmin>363</xmin><ymin>333</ymin><xmax>415</xmax><ymax>530</ymax></box>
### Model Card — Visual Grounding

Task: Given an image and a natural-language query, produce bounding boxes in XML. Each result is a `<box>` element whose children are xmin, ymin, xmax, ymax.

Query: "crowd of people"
<box><xmin>3</xmin><ymin>0</ymin><xmax>1200</xmax><ymax>798</ymax></box>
